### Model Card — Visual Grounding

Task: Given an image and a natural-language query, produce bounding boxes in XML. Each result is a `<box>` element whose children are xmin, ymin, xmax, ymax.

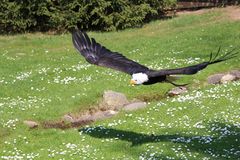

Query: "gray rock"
<box><xmin>207</xmin><ymin>74</ymin><xmax>225</xmax><ymax>84</ymax></box>
<box><xmin>75</xmin><ymin>110</ymin><xmax>118</xmax><ymax>122</ymax></box>
<box><xmin>123</xmin><ymin>102</ymin><xmax>147</xmax><ymax>111</ymax></box>
<box><xmin>90</xmin><ymin>110</ymin><xmax>118</xmax><ymax>120</ymax></box>
<box><xmin>168</xmin><ymin>87</ymin><xmax>187</xmax><ymax>97</ymax></box>
<box><xmin>221</xmin><ymin>74</ymin><xmax>236</xmax><ymax>83</ymax></box>
<box><xmin>230</xmin><ymin>70</ymin><xmax>240</xmax><ymax>79</ymax></box>
<box><xmin>103</xmin><ymin>110</ymin><xmax>118</xmax><ymax>117</ymax></box>
<box><xmin>23</xmin><ymin>120</ymin><xmax>38</xmax><ymax>128</ymax></box>
<box><xmin>63</xmin><ymin>114</ymin><xmax>75</xmax><ymax>122</ymax></box>
<box><xmin>77</xmin><ymin>114</ymin><xmax>92</xmax><ymax>122</ymax></box>
<box><xmin>102</xmin><ymin>90</ymin><xmax>129</xmax><ymax>110</ymax></box>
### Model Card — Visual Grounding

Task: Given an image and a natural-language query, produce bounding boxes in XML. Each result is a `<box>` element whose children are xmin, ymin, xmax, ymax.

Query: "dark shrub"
<box><xmin>0</xmin><ymin>0</ymin><xmax>176</xmax><ymax>34</ymax></box>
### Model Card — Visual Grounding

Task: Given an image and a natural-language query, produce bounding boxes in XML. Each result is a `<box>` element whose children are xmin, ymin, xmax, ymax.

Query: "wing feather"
<box><xmin>72</xmin><ymin>30</ymin><xmax>149</xmax><ymax>75</ymax></box>
<box><xmin>148</xmin><ymin>47</ymin><xmax>239</xmax><ymax>77</ymax></box>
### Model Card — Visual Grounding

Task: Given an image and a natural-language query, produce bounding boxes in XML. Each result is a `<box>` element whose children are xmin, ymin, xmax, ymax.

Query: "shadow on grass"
<box><xmin>80</xmin><ymin>126</ymin><xmax>180</xmax><ymax>146</ymax></box>
<box><xmin>79</xmin><ymin>122</ymin><xmax>240</xmax><ymax>158</ymax></box>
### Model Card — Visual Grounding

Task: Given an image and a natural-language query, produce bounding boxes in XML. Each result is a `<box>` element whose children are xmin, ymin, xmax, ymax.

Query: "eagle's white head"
<box><xmin>130</xmin><ymin>73</ymin><xmax>149</xmax><ymax>86</ymax></box>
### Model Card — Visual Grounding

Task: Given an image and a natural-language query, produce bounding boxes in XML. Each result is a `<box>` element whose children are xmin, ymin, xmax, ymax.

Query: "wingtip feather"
<box><xmin>209</xmin><ymin>47</ymin><xmax>239</xmax><ymax>64</ymax></box>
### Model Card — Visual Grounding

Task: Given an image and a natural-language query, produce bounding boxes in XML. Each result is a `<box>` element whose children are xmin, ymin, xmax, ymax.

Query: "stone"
<box><xmin>90</xmin><ymin>110</ymin><xmax>118</xmax><ymax>120</ymax></box>
<box><xmin>74</xmin><ymin>110</ymin><xmax>118</xmax><ymax>122</ymax></box>
<box><xmin>102</xmin><ymin>90</ymin><xmax>129</xmax><ymax>110</ymax></box>
<box><xmin>104</xmin><ymin>110</ymin><xmax>118</xmax><ymax>117</ymax></box>
<box><xmin>230</xmin><ymin>70</ymin><xmax>240</xmax><ymax>79</ymax></box>
<box><xmin>168</xmin><ymin>87</ymin><xmax>187</xmax><ymax>97</ymax></box>
<box><xmin>72</xmin><ymin>113</ymin><xmax>92</xmax><ymax>122</ymax></box>
<box><xmin>123</xmin><ymin>102</ymin><xmax>147</xmax><ymax>111</ymax></box>
<box><xmin>23</xmin><ymin>120</ymin><xmax>38</xmax><ymax>128</ymax></box>
<box><xmin>63</xmin><ymin>114</ymin><xmax>75</xmax><ymax>122</ymax></box>
<box><xmin>220</xmin><ymin>74</ymin><xmax>236</xmax><ymax>83</ymax></box>
<box><xmin>207</xmin><ymin>74</ymin><xmax>225</xmax><ymax>84</ymax></box>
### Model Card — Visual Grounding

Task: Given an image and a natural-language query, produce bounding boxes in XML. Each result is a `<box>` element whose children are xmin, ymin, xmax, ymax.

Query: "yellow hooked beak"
<box><xmin>130</xmin><ymin>79</ymin><xmax>136</xmax><ymax>86</ymax></box>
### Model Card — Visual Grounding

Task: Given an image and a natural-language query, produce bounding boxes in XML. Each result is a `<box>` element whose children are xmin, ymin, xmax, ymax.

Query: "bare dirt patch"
<box><xmin>42</xmin><ymin>106</ymin><xmax>112</xmax><ymax>129</ymax></box>
<box><xmin>40</xmin><ymin>91</ymin><xmax>148</xmax><ymax>129</ymax></box>
<box><xmin>42</xmin><ymin>119</ymin><xmax>93</xmax><ymax>130</ymax></box>
<box><xmin>177</xmin><ymin>6</ymin><xmax>240</xmax><ymax>21</ymax></box>
<box><xmin>226</xmin><ymin>6</ymin><xmax>240</xmax><ymax>20</ymax></box>
<box><xmin>177</xmin><ymin>8</ymin><xmax>211</xmax><ymax>16</ymax></box>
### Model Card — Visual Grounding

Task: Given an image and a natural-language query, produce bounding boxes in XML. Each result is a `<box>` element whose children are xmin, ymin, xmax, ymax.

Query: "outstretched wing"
<box><xmin>148</xmin><ymin>47</ymin><xmax>239</xmax><ymax>77</ymax></box>
<box><xmin>72</xmin><ymin>30</ymin><xmax>149</xmax><ymax>75</ymax></box>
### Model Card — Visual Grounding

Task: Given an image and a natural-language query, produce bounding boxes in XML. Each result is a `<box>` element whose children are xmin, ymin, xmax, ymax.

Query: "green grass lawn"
<box><xmin>1</xmin><ymin>8</ymin><xmax>240</xmax><ymax>159</ymax></box>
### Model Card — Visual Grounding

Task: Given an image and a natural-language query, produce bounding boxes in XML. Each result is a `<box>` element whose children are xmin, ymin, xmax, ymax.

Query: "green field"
<box><xmin>1</xmin><ymin>8</ymin><xmax>240</xmax><ymax>159</ymax></box>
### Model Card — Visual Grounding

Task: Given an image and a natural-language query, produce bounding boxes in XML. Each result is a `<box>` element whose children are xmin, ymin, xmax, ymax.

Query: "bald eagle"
<box><xmin>72</xmin><ymin>30</ymin><xmax>238</xmax><ymax>86</ymax></box>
